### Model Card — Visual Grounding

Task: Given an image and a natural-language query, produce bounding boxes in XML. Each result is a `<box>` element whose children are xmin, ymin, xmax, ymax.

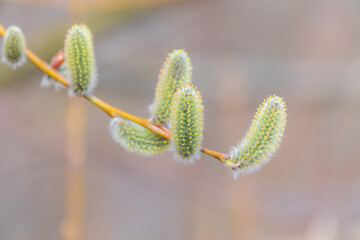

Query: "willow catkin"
<box><xmin>225</xmin><ymin>95</ymin><xmax>287</xmax><ymax>178</ymax></box>
<box><xmin>150</xmin><ymin>49</ymin><xmax>192</xmax><ymax>125</ymax></box>
<box><xmin>1</xmin><ymin>25</ymin><xmax>26</xmax><ymax>69</ymax></box>
<box><xmin>110</xmin><ymin>117</ymin><xmax>170</xmax><ymax>156</ymax></box>
<box><xmin>64</xmin><ymin>24</ymin><xmax>97</xmax><ymax>96</ymax></box>
<box><xmin>170</xmin><ymin>84</ymin><xmax>204</xmax><ymax>164</ymax></box>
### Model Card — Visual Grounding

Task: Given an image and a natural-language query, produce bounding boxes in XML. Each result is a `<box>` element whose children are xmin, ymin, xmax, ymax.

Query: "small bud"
<box><xmin>110</xmin><ymin>117</ymin><xmax>170</xmax><ymax>156</ymax></box>
<box><xmin>1</xmin><ymin>26</ymin><xmax>26</xmax><ymax>69</ymax></box>
<box><xmin>150</xmin><ymin>49</ymin><xmax>192</xmax><ymax>125</ymax></box>
<box><xmin>64</xmin><ymin>24</ymin><xmax>97</xmax><ymax>96</ymax></box>
<box><xmin>170</xmin><ymin>84</ymin><xmax>204</xmax><ymax>164</ymax></box>
<box><xmin>226</xmin><ymin>95</ymin><xmax>287</xmax><ymax>179</ymax></box>
<box><xmin>41</xmin><ymin>50</ymin><xmax>66</xmax><ymax>90</ymax></box>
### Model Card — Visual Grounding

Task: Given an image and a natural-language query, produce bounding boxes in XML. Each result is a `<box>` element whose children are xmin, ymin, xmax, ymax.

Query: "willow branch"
<box><xmin>0</xmin><ymin>23</ymin><xmax>227</xmax><ymax>163</ymax></box>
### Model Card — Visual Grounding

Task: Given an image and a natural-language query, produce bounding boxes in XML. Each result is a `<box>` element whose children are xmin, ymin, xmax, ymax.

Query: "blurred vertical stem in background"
<box><xmin>63</xmin><ymin>99</ymin><xmax>86</xmax><ymax>240</ymax></box>
<box><xmin>62</xmin><ymin>1</ymin><xmax>86</xmax><ymax>240</ymax></box>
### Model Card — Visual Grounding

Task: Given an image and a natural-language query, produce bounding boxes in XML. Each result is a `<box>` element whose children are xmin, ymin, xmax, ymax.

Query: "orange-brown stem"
<box><xmin>0</xmin><ymin>23</ymin><xmax>227</xmax><ymax>163</ymax></box>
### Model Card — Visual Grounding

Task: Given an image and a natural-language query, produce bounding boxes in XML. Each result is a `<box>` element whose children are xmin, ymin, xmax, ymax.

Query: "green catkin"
<box><xmin>110</xmin><ymin>117</ymin><xmax>170</xmax><ymax>156</ymax></box>
<box><xmin>64</xmin><ymin>24</ymin><xmax>97</xmax><ymax>96</ymax></box>
<box><xmin>150</xmin><ymin>49</ymin><xmax>192</xmax><ymax>125</ymax></box>
<box><xmin>1</xmin><ymin>26</ymin><xmax>26</xmax><ymax>69</ymax></box>
<box><xmin>170</xmin><ymin>84</ymin><xmax>204</xmax><ymax>164</ymax></box>
<box><xmin>225</xmin><ymin>95</ymin><xmax>287</xmax><ymax>178</ymax></box>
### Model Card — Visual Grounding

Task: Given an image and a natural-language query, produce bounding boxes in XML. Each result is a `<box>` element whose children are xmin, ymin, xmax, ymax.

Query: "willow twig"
<box><xmin>0</xmin><ymin>23</ymin><xmax>227</xmax><ymax>163</ymax></box>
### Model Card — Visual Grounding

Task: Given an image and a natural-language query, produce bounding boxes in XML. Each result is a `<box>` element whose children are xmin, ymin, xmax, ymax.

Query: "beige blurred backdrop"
<box><xmin>1</xmin><ymin>0</ymin><xmax>360</xmax><ymax>239</ymax></box>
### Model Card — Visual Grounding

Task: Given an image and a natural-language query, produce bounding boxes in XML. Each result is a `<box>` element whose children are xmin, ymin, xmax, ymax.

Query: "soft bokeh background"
<box><xmin>1</xmin><ymin>0</ymin><xmax>360</xmax><ymax>239</ymax></box>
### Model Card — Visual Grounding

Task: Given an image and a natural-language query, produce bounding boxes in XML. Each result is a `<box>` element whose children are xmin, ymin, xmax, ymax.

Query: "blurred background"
<box><xmin>1</xmin><ymin>0</ymin><xmax>360</xmax><ymax>239</ymax></box>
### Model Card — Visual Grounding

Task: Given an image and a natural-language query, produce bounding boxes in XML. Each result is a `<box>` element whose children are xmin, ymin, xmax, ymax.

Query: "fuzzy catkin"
<box><xmin>226</xmin><ymin>95</ymin><xmax>287</xmax><ymax>178</ymax></box>
<box><xmin>110</xmin><ymin>118</ymin><xmax>170</xmax><ymax>156</ymax></box>
<box><xmin>150</xmin><ymin>49</ymin><xmax>192</xmax><ymax>125</ymax></box>
<box><xmin>170</xmin><ymin>84</ymin><xmax>204</xmax><ymax>164</ymax></box>
<box><xmin>1</xmin><ymin>26</ymin><xmax>26</xmax><ymax>69</ymax></box>
<box><xmin>64</xmin><ymin>24</ymin><xmax>97</xmax><ymax>96</ymax></box>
